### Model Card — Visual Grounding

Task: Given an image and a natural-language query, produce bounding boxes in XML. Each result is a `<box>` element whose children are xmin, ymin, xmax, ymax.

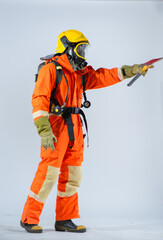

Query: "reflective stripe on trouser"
<box><xmin>56</xmin><ymin>155</ymin><xmax>82</xmax><ymax>221</ymax></box>
<box><xmin>21</xmin><ymin>115</ymin><xmax>84</xmax><ymax>224</ymax></box>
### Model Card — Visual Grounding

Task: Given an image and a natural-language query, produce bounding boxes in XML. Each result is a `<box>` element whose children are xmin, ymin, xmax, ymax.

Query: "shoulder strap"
<box><xmin>35</xmin><ymin>59</ymin><xmax>63</xmax><ymax>109</ymax></box>
<box><xmin>50</xmin><ymin>60</ymin><xmax>63</xmax><ymax>101</ymax></box>
<box><xmin>51</xmin><ymin>60</ymin><xmax>63</xmax><ymax>85</ymax></box>
<box><xmin>49</xmin><ymin>60</ymin><xmax>69</xmax><ymax>110</ymax></box>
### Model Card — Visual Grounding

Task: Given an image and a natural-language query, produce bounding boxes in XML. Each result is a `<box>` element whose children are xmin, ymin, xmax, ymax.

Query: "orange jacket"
<box><xmin>32</xmin><ymin>54</ymin><xmax>121</xmax><ymax>121</ymax></box>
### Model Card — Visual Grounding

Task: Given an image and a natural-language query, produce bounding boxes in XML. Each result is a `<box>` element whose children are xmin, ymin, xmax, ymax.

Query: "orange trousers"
<box><xmin>21</xmin><ymin>115</ymin><xmax>84</xmax><ymax>224</ymax></box>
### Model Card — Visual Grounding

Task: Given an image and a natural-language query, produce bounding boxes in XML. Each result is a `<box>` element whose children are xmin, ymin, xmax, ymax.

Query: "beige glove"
<box><xmin>34</xmin><ymin>116</ymin><xmax>57</xmax><ymax>151</ymax></box>
<box><xmin>121</xmin><ymin>64</ymin><xmax>154</xmax><ymax>79</ymax></box>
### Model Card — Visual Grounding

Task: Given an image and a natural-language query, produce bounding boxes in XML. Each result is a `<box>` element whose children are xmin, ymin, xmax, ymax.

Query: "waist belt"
<box><xmin>62</xmin><ymin>107</ymin><xmax>89</xmax><ymax>149</ymax></box>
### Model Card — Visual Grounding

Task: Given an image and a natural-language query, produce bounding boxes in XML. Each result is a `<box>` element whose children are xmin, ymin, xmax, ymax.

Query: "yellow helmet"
<box><xmin>55</xmin><ymin>29</ymin><xmax>89</xmax><ymax>54</ymax></box>
<box><xmin>56</xmin><ymin>30</ymin><xmax>90</xmax><ymax>69</ymax></box>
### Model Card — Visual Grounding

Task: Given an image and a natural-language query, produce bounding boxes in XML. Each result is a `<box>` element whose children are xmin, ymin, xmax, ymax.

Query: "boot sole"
<box><xmin>55</xmin><ymin>226</ymin><xmax>86</xmax><ymax>233</ymax></box>
<box><xmin>20</xmin><ymin>221</ymin><xmax>42</xmax><ymax>233</ymax></box>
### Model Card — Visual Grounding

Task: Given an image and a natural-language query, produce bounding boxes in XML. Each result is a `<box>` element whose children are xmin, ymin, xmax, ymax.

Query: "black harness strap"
<box><xmin>62</xmin><ymin>107</ymin><xmax>89</xmax><ymax>148</ymax></box>
<box><xmin>62</xmin><ymin>112</ymin><xmax>75</xmax><ymax>148</ymax></box>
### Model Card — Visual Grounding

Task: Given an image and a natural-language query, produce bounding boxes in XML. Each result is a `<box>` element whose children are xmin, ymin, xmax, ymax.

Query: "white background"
<box><xmin>0</xmin><ymin>0</ymin><xmax>163</xmax><ymax>226</ymax></box>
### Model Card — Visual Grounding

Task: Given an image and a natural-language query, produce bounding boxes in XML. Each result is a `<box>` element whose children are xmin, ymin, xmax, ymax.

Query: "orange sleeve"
<box><xmin>32</xmin><ymin>63</ymin><xmax>56</xmax><ymax>121</ymax></box>
<box><xmin>85</xmin><ymin>66</ymin><xmax>121</xmax><ymax>90</ymax></box>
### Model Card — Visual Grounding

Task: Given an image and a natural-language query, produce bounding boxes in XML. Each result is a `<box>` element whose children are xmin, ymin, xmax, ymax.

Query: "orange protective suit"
<box><xmin>21</xmin><ymin>54</ymin><xmax>122</xmax><ymax>224</ymax></box>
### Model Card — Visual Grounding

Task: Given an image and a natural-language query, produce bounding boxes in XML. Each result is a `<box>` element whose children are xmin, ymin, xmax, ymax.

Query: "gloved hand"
<box><xmin>34</xmin><ymin>116</ymin><xmax>57</xmax><ymax>151</ymax></box>
<box><xmin>121</xmin><ymin>64</ymin><xmax>154</xmax><ymax>79</ymax></box>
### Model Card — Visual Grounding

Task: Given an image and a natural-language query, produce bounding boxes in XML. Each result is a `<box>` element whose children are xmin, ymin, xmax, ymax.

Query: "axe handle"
<box><xmin>127</xmin><ymin>73</ymin><xmax>141</xmax><ymax>87</ymax></box>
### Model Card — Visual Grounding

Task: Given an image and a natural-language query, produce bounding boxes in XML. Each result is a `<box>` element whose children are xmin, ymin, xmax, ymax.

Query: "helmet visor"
<box><xmin>74</xmin><ymin>42</ymin><xmax>89</xmax><ymax>61</ymax></box>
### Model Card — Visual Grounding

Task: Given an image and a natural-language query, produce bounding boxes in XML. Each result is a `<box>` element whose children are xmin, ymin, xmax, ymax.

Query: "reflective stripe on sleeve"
<box><xmin>33</xmin><ymin>110</ymin><xmax>49</xmax><ymax>120</ymax></box>
<box><xmin>118</xmin><ymin>68</ymin><xmax>125</xmax><ymax>81</ymax></box>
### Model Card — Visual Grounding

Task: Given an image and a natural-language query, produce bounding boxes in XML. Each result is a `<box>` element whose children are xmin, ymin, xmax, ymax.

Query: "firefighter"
<box><xmin>20</xmin><ymin>29</ymin><xmax>153</xmax><ymax>233</ymax></box>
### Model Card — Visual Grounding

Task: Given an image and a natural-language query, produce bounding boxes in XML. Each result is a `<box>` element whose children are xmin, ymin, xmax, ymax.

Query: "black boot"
<box><xmin>55</xmin><ymin>219</ymin><xmax>86</xmax><ymax>233</ymax></box>
<box><xmin>20</xmin><ymin>220</ymin><xmax>42</xmax><ymax>233</ymax></box>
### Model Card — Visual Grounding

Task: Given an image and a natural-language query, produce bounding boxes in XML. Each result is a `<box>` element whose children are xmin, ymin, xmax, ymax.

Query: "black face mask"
<box><xmin>67</xmin><ymin>53</ymin><xmax>88</xmax><ymax>71</ymax></box>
